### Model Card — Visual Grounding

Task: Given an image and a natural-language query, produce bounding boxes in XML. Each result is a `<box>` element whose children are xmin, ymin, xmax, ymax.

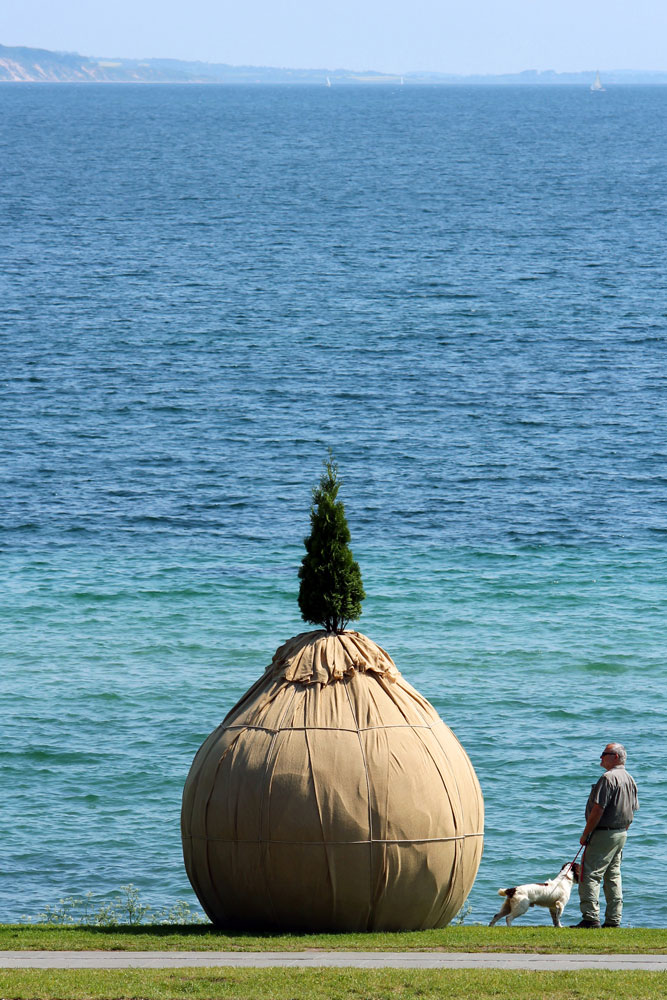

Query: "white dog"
<box><xmin>488</xmin><ymin>862</ymin><xmax>581</xmax><ymax>927</ymax></box>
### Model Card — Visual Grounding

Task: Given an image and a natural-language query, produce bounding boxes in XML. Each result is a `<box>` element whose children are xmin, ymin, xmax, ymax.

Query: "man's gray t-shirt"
<box><xmin>586</xmin><ymin>765</ymin><xmax>639</xmax><ymax>829</ymax></box>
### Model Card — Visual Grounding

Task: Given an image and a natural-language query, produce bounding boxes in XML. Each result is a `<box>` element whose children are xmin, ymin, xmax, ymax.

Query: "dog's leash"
<box><xmin>549</xmin><ymin>839</ymin><xmax>588</xmax><ymax>890</ymax></box>
<box><xmin>570</xmin><ymin>839</ymin><xmax>588</xmax><ymax>866</ymax></box>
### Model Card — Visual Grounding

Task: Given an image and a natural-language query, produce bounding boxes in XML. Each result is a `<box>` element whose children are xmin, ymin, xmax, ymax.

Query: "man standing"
<box><xmin>573</xmin><ymin>743</ymin><xmax>639</xmax><ymax>928</ymax></box>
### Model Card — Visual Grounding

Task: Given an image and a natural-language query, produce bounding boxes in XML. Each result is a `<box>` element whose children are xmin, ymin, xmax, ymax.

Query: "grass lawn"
<box><xmin>1</xmin><ymin>967</ymin><xmax>666</xmax><ymax>1000</ymax></box>
<box><xmin>1</xmin><ymin>923</ymin><xmax>666</xmax><ymax>954</ymax></box>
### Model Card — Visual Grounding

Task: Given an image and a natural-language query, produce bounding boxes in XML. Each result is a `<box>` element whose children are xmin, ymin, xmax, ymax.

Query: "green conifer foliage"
<box><xmin>298</xmin><ymin>457</ymin><xmax>366</xmax><ymax>634</ymax></box>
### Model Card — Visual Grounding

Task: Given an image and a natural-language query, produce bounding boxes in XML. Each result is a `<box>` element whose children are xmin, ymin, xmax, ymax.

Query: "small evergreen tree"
<box><xmin>298</xmin><ymin>456</ymin><xmax>366</xmax><ymax>634</ymax></box>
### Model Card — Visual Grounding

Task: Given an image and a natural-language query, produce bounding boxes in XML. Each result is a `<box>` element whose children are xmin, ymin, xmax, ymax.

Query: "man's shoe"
<box><xmin>570</xmin><ymin>919</ymin><xmax>601</xmax><ymax>928</ymax></box>
<box><xmin>602</xmin><ymin>922</ymin><xmax>620</xmax><ymax>927</ymax></box>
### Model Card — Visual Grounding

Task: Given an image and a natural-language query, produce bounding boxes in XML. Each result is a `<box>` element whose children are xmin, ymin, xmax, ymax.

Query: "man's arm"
<box><xmin>580</xmin><ymin>802</ymin><xmax>604</xmax><ymax>845</ymax></box>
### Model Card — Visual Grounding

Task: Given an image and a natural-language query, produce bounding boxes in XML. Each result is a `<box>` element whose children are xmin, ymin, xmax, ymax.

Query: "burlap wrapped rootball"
<box><xmin>181</xmin><ymin>630</ymin><xmax>484</xmax><ymax>931</ymax></box>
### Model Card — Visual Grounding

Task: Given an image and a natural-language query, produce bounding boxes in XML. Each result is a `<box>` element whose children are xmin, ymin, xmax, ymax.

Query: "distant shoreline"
<box><xmin>2</xmin><ymin>43</ymin><xmax>667</xmax><ymax>85</ymax></box>
<box><xmin>4</xmin><ymin>80</ymin><xmax>667</xmax><ymax>87</ymax></box>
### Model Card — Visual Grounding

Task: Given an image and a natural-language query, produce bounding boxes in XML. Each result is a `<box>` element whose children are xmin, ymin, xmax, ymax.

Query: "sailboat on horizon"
<box><xmin>590</xmin><ymin>70</ymin><xmax>605</xmax><ymax>92</ymax></box>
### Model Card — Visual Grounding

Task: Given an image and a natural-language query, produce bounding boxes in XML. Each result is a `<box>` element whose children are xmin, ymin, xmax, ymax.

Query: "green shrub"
<box><xmin>298</xmin><ymin>456</ymin><xmax>365</xmax><ymax>633</ymax></box>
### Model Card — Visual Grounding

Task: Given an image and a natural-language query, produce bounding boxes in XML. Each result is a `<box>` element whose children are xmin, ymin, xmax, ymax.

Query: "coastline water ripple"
<box><xmin>1</xmin><ymin>83</ymin><xmax>666</xmax><ymax>925</ymax></box>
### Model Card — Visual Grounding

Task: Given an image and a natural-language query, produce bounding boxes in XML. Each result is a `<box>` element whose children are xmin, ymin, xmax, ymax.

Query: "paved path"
<box><xmin>2</xmin><ymin>950</ymin><xmax>666</xmax><ymax>971</ymax></box>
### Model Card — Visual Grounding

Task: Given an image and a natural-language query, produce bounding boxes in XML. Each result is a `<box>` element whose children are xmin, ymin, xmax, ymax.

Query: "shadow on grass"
<box><xmin>73</xmin><ymin>924</ymin><xmax>325</xmax><ymax>941</ymax></box>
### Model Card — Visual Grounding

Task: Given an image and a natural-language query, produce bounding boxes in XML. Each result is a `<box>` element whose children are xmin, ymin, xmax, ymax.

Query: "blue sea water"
<box><xmin>1</xmin><ymin>82</ymin><xmax>666</xmax><ymax>927</ymax></box>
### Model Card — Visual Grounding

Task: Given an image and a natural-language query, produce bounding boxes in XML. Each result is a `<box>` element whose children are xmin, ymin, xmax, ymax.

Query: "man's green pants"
<box><xmin>579</xmin><ymin>828</ymin><xmax>627</xmax><ymax>925</ymax></box>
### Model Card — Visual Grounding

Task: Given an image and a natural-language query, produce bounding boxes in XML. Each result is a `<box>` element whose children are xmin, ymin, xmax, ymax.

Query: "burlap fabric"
<box><xmin>182</xmin><ymin>630</ymin><xmax>484</xmax><ymax>930</ymax></box>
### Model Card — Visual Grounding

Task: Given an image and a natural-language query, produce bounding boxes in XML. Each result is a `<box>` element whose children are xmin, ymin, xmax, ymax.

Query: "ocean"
<box><xmin>1</xmin><ymin>82</ymin><xmax>665</xmax><ymax>926</ymax></box>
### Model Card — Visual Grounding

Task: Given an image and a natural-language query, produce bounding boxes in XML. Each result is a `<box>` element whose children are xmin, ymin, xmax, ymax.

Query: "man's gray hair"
<box><xmin>608</xmin><ymin>743</ymin><xmax>627</xmax><ymax>764</ymax></box>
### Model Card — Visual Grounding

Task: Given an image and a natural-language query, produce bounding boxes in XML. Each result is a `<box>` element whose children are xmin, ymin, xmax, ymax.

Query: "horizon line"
<box><xmin>3</xmin><ymin>43</ymin><xmax>667</xmax><ymax>79</ymax></box>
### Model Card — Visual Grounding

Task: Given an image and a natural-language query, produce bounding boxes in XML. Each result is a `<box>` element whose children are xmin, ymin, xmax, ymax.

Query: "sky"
<box><xmin>3</xmin><ymin>0</ymin><xmax>667</xmax><ymax>75</ymax></box>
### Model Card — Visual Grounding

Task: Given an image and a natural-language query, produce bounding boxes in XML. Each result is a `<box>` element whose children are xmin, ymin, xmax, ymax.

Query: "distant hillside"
<box><xmin>2</xmin><ymin>44</ymin><xmax>667</xmax><ymax>85</ymax></box>
<box><xmin>0</xmin><ymin>44</ymin><xmax>402</xmax><ymax>84</ymax></box>
<box><xmin>0</xmin><ymin>45</ymin><xmax>199</xmax><ymax>82</ymax></box>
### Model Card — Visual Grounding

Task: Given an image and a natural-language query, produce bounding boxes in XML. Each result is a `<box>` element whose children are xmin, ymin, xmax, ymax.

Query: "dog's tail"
<box><xmin>497</xmin><ymin>887</ymin><xmax>517</xmax><ymax>898</ymax></box>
